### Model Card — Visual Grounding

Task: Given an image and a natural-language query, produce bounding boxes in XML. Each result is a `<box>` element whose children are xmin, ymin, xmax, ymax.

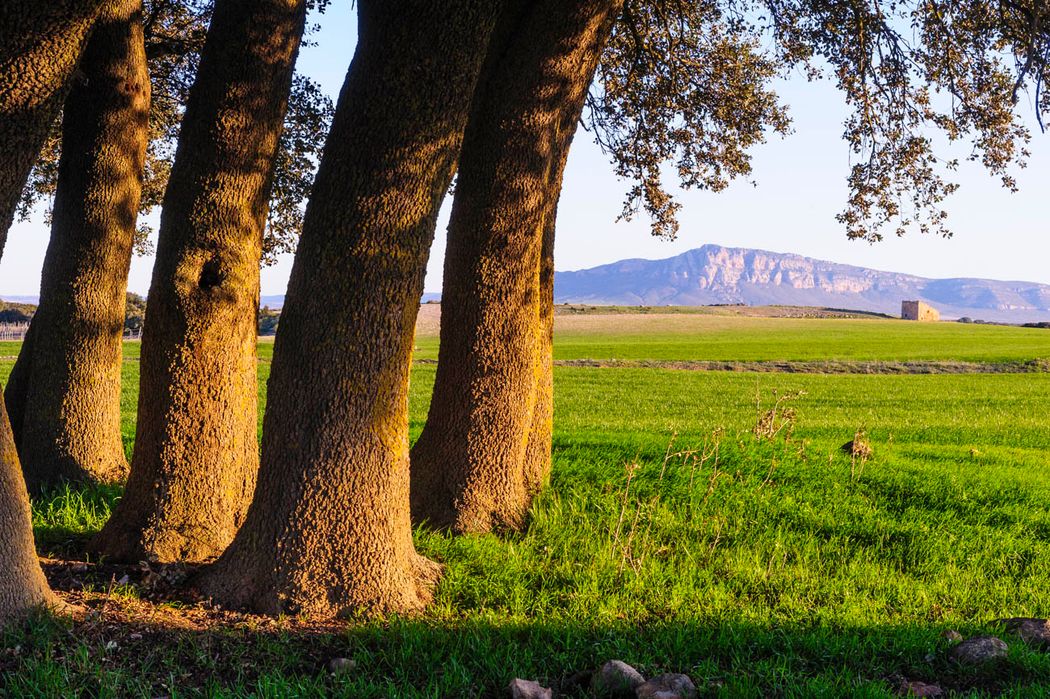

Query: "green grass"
<box><xmin>414</xmin><ymin>315</ymin><xmax>1050</xmax><ymax>363</ymax></box>
<box><xmin>3</xmin><ymin>317</ymin><xmax>1050</xmax><ymax>696</ymax></box>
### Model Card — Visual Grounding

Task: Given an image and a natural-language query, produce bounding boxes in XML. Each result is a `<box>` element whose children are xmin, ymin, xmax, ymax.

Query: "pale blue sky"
<box><xmin>1</xmin><ymin>2</ymin><xmax>1047</xmax><ymax>297</ymax></box>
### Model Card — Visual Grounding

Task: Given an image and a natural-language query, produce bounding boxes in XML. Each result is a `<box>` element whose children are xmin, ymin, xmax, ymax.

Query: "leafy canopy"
<box><xmin>590</xmin><ymin>0</ymin><xmax>1049</xmax><ymax>241</ymax></box>
<box><xmin>19</xmin><ymin>0</ymin><xmax>333</xmax><ymax>264</ymax></box>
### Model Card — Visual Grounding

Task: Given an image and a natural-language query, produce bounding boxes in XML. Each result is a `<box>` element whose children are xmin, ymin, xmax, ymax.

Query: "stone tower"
<box><xmin>901</xmin><ymin>300</ymin><xmax>940</xmax><ymax>322</ymax></box>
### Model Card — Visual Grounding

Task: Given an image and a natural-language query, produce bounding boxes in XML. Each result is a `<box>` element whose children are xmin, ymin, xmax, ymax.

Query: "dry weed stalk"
<box><xmin>845</xmin><ymin>427</ymin><xmax>873</xmax><ymax>481</ymax></box>
<box><xmin>610</xmin><ymin>428</ymin><xmax>725</xmax><ymax>576</ymax></box>
<box><xmin>610</xmin><ymin>459</ymin><xmax>640</xmax><ymax>556</ymax></box>
<box><xmin>753</xmin><ymin>387</ymin><xmax>807</xmax><ymax>441</ymax></box>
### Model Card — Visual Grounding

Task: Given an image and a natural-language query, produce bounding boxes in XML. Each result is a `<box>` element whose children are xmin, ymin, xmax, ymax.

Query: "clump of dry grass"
<box><xmin>753</xmin><ymin>387</ymin><xmax>807</xmax><ymax>441</ymax></box>
<box><xmin>842</xmin><ymin>428</ymin><xmax>873</xmax><ymax>480</ymax></box>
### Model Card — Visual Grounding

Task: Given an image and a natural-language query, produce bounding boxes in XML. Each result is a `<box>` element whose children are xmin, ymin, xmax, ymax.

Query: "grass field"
<box><xmin>413</xmin><ymin>312</ymin><xmax>1050</xmax><ymax>363</ymax></box>
<box><xmin>2</xmin><ymin>313</ymin><xmax>1049</xmax><ymax>696</ymax></box>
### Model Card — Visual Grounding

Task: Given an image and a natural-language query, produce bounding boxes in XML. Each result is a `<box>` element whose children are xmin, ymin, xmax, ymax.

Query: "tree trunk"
<box><xmin>410</xmin><ymin>0</ymin><xmax>620</xmax><ymax>533</ymax></box>
<box><xmin>0</xmin><ymin>0</ymin><xmax>105</xmax><ymax>247</ymax></box>
<box><xmin>196</xmin><ymin>0</ymin><xmax>502</xmax><ymax>618</ymax></box>
<box><xmin>521</xmin><ymin>208</ymin><xmax>557</xmax><ymax>496</ymax></box>
<box><xmin>0</xmin><ymin>0</ymin><xmax>102</xmax><ymax>622</ymax></box>
<box><xmin>0</xmin><ymin>403</ymin><xmax>62</xmax><ymax>621</ymax></box>
<box><xmin>91</xmin><ymin>0</ymin><xmax>307</xmax><ymax>563</ymax></box>
<box><xmin>4</xmin><ymin>0</ymin><xmax>149</xmax><ymax>495</ymax></box>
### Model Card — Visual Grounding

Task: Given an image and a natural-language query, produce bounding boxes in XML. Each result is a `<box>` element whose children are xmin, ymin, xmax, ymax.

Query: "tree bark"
<box><xmin>410</xmin><ymin>0</ymin><xmax>620</xmax><ymax>533</ymax></box>
<box><xmin>92</xmin><ymin>0</ymin><xmax>307</xmax><ymax>563</ymax></box>
<box><xmin>0</xmin><ymin>403</ymin><xmax>62</xmax><ymax>621</ymax></box>
<box><xmin>0</xmin><ymin>0</ymin><xmax>105</xmax><ymax>249</ymax></box>
<box><xmin>521</xmin><ymin>207</ymin><xmax>557</xmax><ymax>497</ymax></box>
<box><xmin>0</xmin><ymin>0</ymin><xmax>102</xmax><ymax>621</ymax></box>
<box><xmin>196</xmin><ymin>0</ymin><xmax>502</xmax><ymax>618</ymax></box>
<box><xmin>4</xmin><ymin>0</ymin><xmax>150</xmax><ymax>495</ymax></box>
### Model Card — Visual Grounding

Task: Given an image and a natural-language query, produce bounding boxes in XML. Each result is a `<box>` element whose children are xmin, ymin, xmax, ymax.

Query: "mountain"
<box><xmin>553</xmin><ymin>244</ymin><xmax>1050</xmax><ymax>323</ymax></box>
<box><xmin>13</xmin><ymin>247</ymin><xmax>1046</xmax><ymax>323</ymax></box>
<box><xmin>260</xmin><ymin>295</ymin><xmax>286</xmax><ymax>309</ymax></box>
<box><xmin>259</xmin><ymin>292</ymin><xmax>441</xmax><ymax>310</ymax></box>
<box><xmin>0</xmin><ymin>295</ymin><xmax>39</xmax><ymax>305</ymax></box>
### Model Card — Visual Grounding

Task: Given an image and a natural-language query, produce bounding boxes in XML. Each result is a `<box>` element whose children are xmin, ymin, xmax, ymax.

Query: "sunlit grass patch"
<box><xmin>31</xmin><ymin>483</ymin><xmax>120</xmax><ymax>556</ymax></box>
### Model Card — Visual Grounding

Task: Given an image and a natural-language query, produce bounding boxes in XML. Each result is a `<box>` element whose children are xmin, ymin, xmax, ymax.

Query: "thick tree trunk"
<box><xmin>92</xmin><ymin>0</ymin><xmax>306</xmax><ymax>563</ymax></box>
<box><xmin>0</xmin><ymin>0</ymin><xmax>102</xmax><ymax>622</ymax></box>
<box><xmin>197</xmin><ymin>0</ymin><xmax>502</xmax><ymax>618</ymax></box>
<box><xmin>410</xmin><ymin>0</ymin><xmax>620</xmax><ymax>533</ymax></box>
<box><xmin>0</xmin><ymin>0</ymin><xmax>105</xmax><ymax>248</ymax></box>
<box><xmin>0</xmin><ymin>404</ymin><xmax>61</xmax><ymax>620</ymax></box>
<box><xmin>4</xmin><ymin>0</ymin><xmax>149</xmax><ymax>495</ymax></box>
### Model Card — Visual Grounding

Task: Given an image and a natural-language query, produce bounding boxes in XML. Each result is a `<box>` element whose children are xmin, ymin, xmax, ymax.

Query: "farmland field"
<box><xmin>2</xmin><ymin>310</ymin><xmax>1050</xmax><ymax>696</ymax></box>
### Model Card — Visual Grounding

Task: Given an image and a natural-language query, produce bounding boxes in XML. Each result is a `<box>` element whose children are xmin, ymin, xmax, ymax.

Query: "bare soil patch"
<box><xmin>413</xmin><ymin>358</ymin><xmax>1050</xmax><ymax>375</ymax></box>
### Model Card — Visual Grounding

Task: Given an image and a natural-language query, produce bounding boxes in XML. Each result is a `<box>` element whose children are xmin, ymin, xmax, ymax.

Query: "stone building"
<box><xmin>901</xmin><ymin>300</ymin><xmax>940</xmax><ymax>322</ymax></box>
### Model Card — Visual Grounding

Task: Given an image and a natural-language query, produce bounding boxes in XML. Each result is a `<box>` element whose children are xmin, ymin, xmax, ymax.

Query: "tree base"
<box><xmin>196</xmin><ymin>548</ymin><xmax>442</xmax><ymax>619</ymax></box>
<box><xmin>90</xmin><ymin>511</ymin><xmax>234</xmax><ymax>564</ymax></box>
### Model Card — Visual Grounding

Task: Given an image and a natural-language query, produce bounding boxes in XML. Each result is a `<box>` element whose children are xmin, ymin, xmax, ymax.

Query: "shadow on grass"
<box><xmin>2</xmin><ymin>571</ymin><xmax>1048</xmax><ymax>699</ymax></box>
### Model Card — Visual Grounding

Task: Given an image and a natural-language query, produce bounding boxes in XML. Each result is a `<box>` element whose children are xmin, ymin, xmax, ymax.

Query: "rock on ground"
<box><xmin>635</xmin><ymin>673</ymin><xmax>697</xmax><ymax>699</ymax></box>
<box><xmin>949</xmin><ymin>636</ymin><xmax>1008</xmax><ymax>664</ymax></box>
<box><xmin>507</xmin><ymin>678</ymin><xmax>553</xmax><ymax>699</ymax></box>
<box><xmin>998</xmin><ymin>618</ymin><xmax>1050</xmax><ymax>649</ymax></box>
<box><xmin>591</xmin><ymin>660</ymin><xmax>645</xmax><ymax>697</ymax></box>
<box><xmin>327</xmin><ymin>657</ymin><xmax>356</xmax><ymax>674</ymax></box>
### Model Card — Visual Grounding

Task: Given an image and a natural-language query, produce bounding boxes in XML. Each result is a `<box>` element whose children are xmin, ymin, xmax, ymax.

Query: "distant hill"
<box><xmin>0</xmin><ymin>298</ymin><xmax>36</xmax><ymax>324</ymax></box>
<box><xmin>0</xmin><ymin>295</ymin><xmax>38</xmax><ymax>305</ymax></box>
<box><xmin>260</xmin><ymin>295</ymin><xmax>286</xmax><ymax>309</ymax></box>
<box><xmin>260</xmin><ymin>292</ymin><xmax>441</xmax><ymax>310</ymax></box>
<box><xmin>553</xmin><ymin>244</ymin><xmax>1050</xmax><ymax>323</ymax></box>
<box><xmin>13</xmin><ymin>247</ymin><xmax>1049</xmax><ymax>323</ymax></box>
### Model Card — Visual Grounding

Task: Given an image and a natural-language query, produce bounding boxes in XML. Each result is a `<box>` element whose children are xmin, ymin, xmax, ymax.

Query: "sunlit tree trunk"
<box><xmin>410</xmin><ymin>0</ymin><xmax>620</xmax><ymax>533</ymax></box>
<box><xmin>92</xmin><ymin>0</ymin><xmax>307</xmax><ymax>563</ymax></box>
<box><xmin>522</xmin><ymin>208</ymin><xmax>557</xmax><ymax>497</ymax></box>
<box><xmin>4</xmin><ymin>0</ymin><xmax>149</xmax><ymax>494</ymax></box>
<box><xmin>197</xmin><ymin>0</ymin><xmax>502</xmax><ymax>618</ymax></box>
<box><xmin>0</xmin><ymin>0</ymin><xmax>103</xmax><ymax>621</ymax></box>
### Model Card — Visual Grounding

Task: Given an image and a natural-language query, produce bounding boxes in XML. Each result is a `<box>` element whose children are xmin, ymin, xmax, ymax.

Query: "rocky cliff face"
<box><xmin>553</xmin><ymin>245</ymin><xmax>1050</xmax><ymax>323</ymax></box>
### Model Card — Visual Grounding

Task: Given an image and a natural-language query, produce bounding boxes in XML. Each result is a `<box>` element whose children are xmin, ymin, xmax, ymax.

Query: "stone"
<box><xmin>998</xmin><ymin>618</ymin><xmax>1050</xmax><ymax>649</ymax></box>
<box><xmin>896</xmin><ymin>679</ymin><xmax>943</xmax><ymax>697</ymax></box>
<box><xmin>327</xmin><ymin>657</ymin><xmax>356</xmax><ymax>674</ymax></box>
<box><xmin>507</xmin><ymin>678</ymin><xmax>552</xmax><ymax>699</ymax></box>
<box><xmin>635</xmin><ymin>673</ymin><xmax>697</xmax><ymax>699</ymax></box>
<box><xmin>591</xmin><ymin>660</ymin><xmax>645</xmax><ymax>697</ymax></box>
<box><xmin>949</xmin><ymin>636</ymin><xmax>1008</xmax><ymax>664</ymax></box>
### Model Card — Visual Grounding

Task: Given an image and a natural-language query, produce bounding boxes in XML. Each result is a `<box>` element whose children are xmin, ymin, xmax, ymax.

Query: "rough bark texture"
<box><xmin>0</xmin><ymin>0</ymin><xmax>105</xmax><ymax>249</ymax></box>
<box><xmin>0</xmin><ymin>403</ymin><xmax>62</xmax><ymax>621</ymax></box>
<box><xmin>410</xmin><ymin>0</ymin><xmax>620</xmax><ymax>533</ymax></box>
<box><xmin>522</xmin><ymin>208</ymin><xmax>557</xmax><ymax>496</ymax></box>
<box><xmin>92</xmin><ymin>0</ymin><xmax>306</xmax><ymax>563</ymax></box>
<box><xmin>0</xmin><ymin>0</ymin><xmax>102</xmax><ymax>621</ymax></box>
<box><xmin>197</xmin><ymin>0</ymin><xmax>502</xmax><ymax>618</ymax></box>
<box><xmin>4</xmin><ymin>0</ymin><xmax>149</xmax><ymax>495</ymax></box>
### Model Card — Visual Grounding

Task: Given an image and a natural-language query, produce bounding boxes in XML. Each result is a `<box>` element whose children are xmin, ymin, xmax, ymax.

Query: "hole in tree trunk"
<box><xmin>199</xmin><ymin>259</ymin><xmax>224</xmax><ymax>291</ymax></box>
